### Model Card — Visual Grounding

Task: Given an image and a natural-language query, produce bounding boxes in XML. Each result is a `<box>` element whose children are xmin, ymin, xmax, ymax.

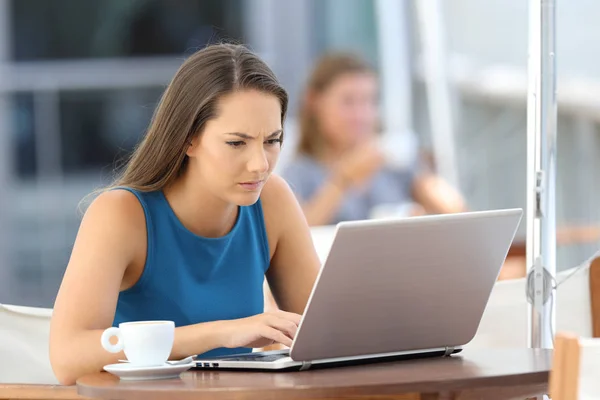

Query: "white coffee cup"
<box><xmin>101</xmin><ymin>321</ymin><xmax>175</xmax><ymax>366</ymax></box>
<box><xmin>377</xmin><ymin>130</ymin><xmax>419</xmax><ymax>171</ymax></box>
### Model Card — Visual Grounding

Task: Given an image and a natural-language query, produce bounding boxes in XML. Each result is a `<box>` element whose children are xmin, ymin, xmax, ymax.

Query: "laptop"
<box><xmin>194</xmin><ymin>208</ymin><xmax>523</xmax><ymax>371</ymax></box>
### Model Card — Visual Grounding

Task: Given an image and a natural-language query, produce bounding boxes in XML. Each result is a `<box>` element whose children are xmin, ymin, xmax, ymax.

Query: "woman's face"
<box><xmin>186</xmin><ymin>89</ymin><xmax>283</xmax><ymax>206</ymax></box>
<box><xmin>312</xmin><ymin>72</ymin><xmax>379</xmax><ymax>151</ymax></box>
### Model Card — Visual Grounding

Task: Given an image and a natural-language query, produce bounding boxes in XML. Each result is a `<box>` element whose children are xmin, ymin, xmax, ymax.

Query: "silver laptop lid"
<box><xmin>290</xmin><ymin>209</ymin><xmax>523</xmax><ymax>361</ymax></box>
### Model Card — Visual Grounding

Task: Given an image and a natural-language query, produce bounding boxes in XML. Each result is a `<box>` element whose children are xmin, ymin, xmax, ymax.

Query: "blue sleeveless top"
<box><xmin>112</xmin><ymin>188</ymin><xmax>270</xmax><ymax>358</ymax></box>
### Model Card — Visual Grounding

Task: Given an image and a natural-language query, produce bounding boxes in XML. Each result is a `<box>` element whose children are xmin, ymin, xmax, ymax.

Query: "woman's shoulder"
<box><xmin>86</xmin><ymin>187</ymin><xmax>143</xmax><ymax>213</ymax></box>
<box><xmin>260</xmin><ymin>174</ymin><xmax>297</xmax><ymax>215</ymax></box>
<box><xmin>81</xmin><ymin>188</ymin><xmax>147</xmax><ymax>238</ymax></box>
<box><xmin>70</xmin><ymin>188</ymin><xmax>148</xmax><ymax>278</ymax></box>
<box><xmin>259</xmin><ymin>174</ymin><xmax>303</xmax><ymax>238</ymax></box>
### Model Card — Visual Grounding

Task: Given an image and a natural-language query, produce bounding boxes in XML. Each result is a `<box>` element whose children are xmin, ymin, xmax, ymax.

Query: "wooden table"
<box><xmin>76</xmin><ymin>348</ymin><xmax>552</xmax><ymax>400</ymax></box>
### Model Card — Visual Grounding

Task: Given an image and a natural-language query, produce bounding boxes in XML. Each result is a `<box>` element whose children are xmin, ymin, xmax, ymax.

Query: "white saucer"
<box><xmin>103</xmin><ymin>361</ymin><xmax>195</xmax><ymax>381</ymax></box>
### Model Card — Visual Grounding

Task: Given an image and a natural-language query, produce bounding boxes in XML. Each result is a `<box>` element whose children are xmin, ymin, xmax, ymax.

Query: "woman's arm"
<box><xmin>411</xmin><ymin>173</ymin><xmax>467</xmax><ymax>214</ymax></box>
<box><xmin>49</xmin><ymin>191</ymin><xmax>230</xmax><ymax>385</ymax></box>
<box><xmin>299</xmin><ymin>176</ymin><xmax>348</xmax><ymax>226</ymax></box>
<box><xmin>261</xmin><ymin>175</ymin><xmax>321</xmax><ymax>314</ymax></box>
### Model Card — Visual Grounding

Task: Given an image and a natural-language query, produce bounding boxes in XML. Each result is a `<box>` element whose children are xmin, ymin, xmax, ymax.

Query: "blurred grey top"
<box><xmin>281</xmin><ymin>154</ymin><xmax>417</xmax><ymax>225</ymax></box>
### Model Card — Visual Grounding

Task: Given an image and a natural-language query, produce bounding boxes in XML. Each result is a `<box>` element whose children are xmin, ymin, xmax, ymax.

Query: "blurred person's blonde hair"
<box><xmin>297</xmin><ymin>52</ymin><xmax>375</xmax><ymax>157</ymax></box>
<box><xmin>108</xmin><ymin>43</ymin><xmax>288</xmax><ymax>193</ymax></box>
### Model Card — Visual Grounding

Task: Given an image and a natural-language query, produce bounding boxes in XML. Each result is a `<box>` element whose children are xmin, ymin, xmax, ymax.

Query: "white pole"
<box><xmin>0</xmin><ymin>0</ymin><xmax>12</xmax><ymax>302</ymax></box>
<box><xmin>373</xmin><ymin>0</ymin><xmax>420</xmax><ymax>170</ymax></box>
<box><xmin>414</xmin><ymin>0</ymin><xmax>460</xmax><ymax>188</ymax></box>
<box><xmin>374</xmin><ymin>0</ymin><xmax>413</xmax><ymax>134</ymax></box>
<box><xmin>525</xmin><ymin>0</ymin><xmax>557</xmax><ymax>349</ymax></box>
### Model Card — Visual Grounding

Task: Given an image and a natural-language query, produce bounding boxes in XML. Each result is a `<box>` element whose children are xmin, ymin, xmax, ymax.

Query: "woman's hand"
<box><xmin>221</xmin><ymin>311</ymin><xmax>302</xmax><ymax>349</ymax></box>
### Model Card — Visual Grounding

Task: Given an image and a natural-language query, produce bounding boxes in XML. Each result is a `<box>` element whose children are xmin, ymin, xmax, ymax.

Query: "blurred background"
<box><xmin>1</xmin><ymin>0</ymin><xmax>600</xmax><ymax>308</ymax></box>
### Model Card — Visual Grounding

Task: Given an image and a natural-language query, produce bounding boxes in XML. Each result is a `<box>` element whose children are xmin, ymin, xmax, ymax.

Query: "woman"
<box><xmin>282</xmin><ymin>53</ymin><xmax>466</xmax><ymax>226</ymax></box>
<box><xmin>49</xmin><ymin>44</ymin><xmax>320</xmax><ymax>385</ymax></box>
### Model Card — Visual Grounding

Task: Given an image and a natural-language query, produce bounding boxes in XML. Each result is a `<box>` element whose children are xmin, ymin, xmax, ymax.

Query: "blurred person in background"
<box><xmin>282</xmin><ymin>53</ymin><xmax>466</xmax><ymax>226</ymax></box>
<box><xmin>49</xmin><ymin>44</ymin><xmax>320</xmax><ymax>385</ymax></box>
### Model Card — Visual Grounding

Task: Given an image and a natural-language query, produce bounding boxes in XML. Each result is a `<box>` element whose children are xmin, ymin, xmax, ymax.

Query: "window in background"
<box><xmin>11</xmin><ymin>87</ymin><xmax>165</xmax><ymax>181</ymax></box>
<box><xmin>11</xmin><ymin>93</ymin><xmax>36</xmax><ymax>178</ymax></box>
<box><xmin>59</xmin><ymin>87</ymin><xmax>164</xmax><ymax>179</ymax></box>
<box><xmin>10</xmin><ymin>0</ymin><xmax>245</xmax><ymax>61</ymax></box>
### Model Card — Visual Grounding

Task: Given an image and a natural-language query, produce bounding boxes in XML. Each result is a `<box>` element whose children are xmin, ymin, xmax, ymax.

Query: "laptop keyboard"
<box><xmin>223</xmin><ymin>353</ymin><xmax>290</xmax><ymax>362</ymax></box>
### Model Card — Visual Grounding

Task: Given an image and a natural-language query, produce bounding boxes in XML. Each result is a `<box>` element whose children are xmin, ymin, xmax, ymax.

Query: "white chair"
<box><xmin>0</xmin><ymin>303</ymin><xmax>57</xmax><ymax>384</ymax></box>
<box><xmin>550</xmin><ymin>332</ymin><xmax>600</xmax><ymax>400</ymax></box>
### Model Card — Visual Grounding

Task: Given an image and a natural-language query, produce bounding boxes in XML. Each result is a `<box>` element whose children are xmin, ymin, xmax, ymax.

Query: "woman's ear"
<box><xmin>185</xmin><ymin>136</ymin><xmax>199</xmax><ymax>157</ymax></box>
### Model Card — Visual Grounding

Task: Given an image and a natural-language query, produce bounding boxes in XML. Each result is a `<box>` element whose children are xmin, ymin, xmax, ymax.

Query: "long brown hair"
<box><xmin>297</xmin><ymin>53</ymin><xmax>374</xmax><ymax>157</ymax></box>
<box><xmin>110</xmin><ymin>43</ymin><xmax>288</xmax><ymax>192</ymax></box>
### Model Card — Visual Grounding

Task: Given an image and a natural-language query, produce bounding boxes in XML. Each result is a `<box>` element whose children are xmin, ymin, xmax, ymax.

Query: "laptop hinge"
<box><xmin>443</xmin><ymin>346</ymin><xmax>454</xmax><ymax>356</ymax></box>
<box><xmin>299</xmin><ymin>361</ymin><xmax>312</xmax><ymax>371</ymax></box>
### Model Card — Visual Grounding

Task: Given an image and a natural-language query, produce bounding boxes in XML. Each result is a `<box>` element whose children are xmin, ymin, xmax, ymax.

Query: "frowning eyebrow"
<box><xmin>224</xmin><ymin>130</ymin><xmax>283</xmax><ymax>140</ymax></box>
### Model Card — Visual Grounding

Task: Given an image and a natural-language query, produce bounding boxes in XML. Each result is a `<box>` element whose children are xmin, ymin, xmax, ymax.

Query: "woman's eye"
<box><xmin>226</xmin><ymin>141</ymin><xmax>245</xmax><ymax>148</ymax></box>
<box><xmin>266</xmin><ymin>138</ymin><xmax>283</xmax><ymax>146</ymax></box>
